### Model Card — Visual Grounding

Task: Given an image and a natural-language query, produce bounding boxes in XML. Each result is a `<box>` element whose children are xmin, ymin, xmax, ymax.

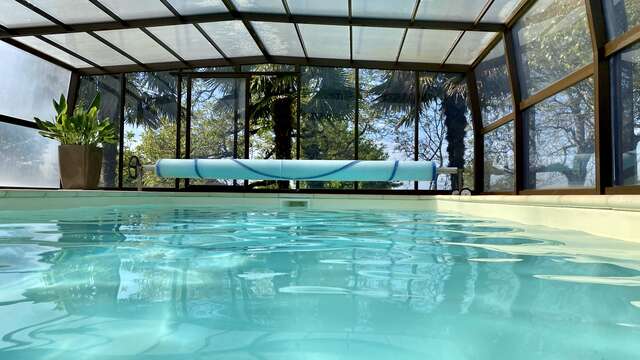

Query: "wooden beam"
<box><xmin>585</xmin><ymin>0</ymin><xmax>612</xmax><ymax>194</ymax></box>
<box><xmin>76</xmin><ymin>55</ymin><xmax>470</xmax><ymax>75</ymax></box>
<box><xmin>0</xmin><ymin>11</ymin><xmax>504</xmax><ymax>40</ymax></box>
<box><xmin>481</xmin><ymin>113</ymin><xmax>515</xmax><ymax>134</ymax></box>
<box><xmin>519</xmin><ymin>63</ymin><xmax>594</xmax><ymax>110</ymax></box>
<box><xmin>604</xmin><ymin>24</ymin><xmax>640</xmax><ymax>57</ymax></box>
<box><xmin>503</xmin><ymin>29</ymin><xmax>525</xmax><ymax>193</ymax></box>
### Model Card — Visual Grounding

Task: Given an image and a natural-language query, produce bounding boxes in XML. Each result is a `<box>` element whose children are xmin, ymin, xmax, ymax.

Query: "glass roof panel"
<box><xmin>96</xmin><ymin>28</ymin><xmax>177</xmax><ymax>64</ymax></box>
<box><xmin>15</xmin><ymin>36</ymin><xmax>90</xmax><ymax>68</ymax></box>
<box><xmin>399</xmin><ymin>29</ymin><xmax>460</xmax><ymax>63</ymax></box>
<box><xmin>447</xmin><ymin>31</ymin><xmax>496</xmax><ymax>64</ymax></box>
<box><xmin>353</xmin><ymin>26</ymin><xmax>404</xmax><ymax>61</ymax></box>
<box><xmin>231</xmin><ymin>0</ymin><xmax>284</xmax><ymax>13</ymax></box>
<box><xmin>287</xmin><ymin>0</ymin><xmax>348</xmax><ymax>16</ymax></box>
<box><xmin>0</xmin><ymin>1</ymin><xmax>52</xmax><ymax>28</ymax></box>
<box><xmin>167</xmin><ymin>0</ymin><xmax>228</xmax><ymax>15</ymax></box>
<box><xmin>482</xmin><ymin>0</ymin><xmax>525</xmax><ymax>23</ymax></box>
<box><xmin>199</xmin><ymin>21</ymin><xmax>263</xmax><ymax>57</ymax></box>
<box><xmin>415</xmin><ymin>0</ymin><xmax>486</xmax><ymax>22</ymax></box>
<box><xmin>28</xmin><ymin>0</ymin><xmax>114</xmax><ymax>24</ymax></box>
<box><xmin>251</xmin><ymin>22</ymin><xmax>304</xmax><ymax>57</ymax></box>
<box><xmin>99</xmin><ymin>0</ymin><xmax>174</xmax><ymax>20</ymax></box>
<box><xmin>147</xmin><ymin>24</ymin><xmax>222</xmax><ymax>61</ymax></box>
<box><xmin>45</xmin><ymin>32</ymin><xmax>134</xmax><ymax>66</ymax></box>
<box><xmin>298</xmin><ymin>24</ymin><xmax>350</xmax><ymax>59</ymax></box>
<box><xmin>352</xmin><ymin>0</ymin><xmax>416</xmax><ymax>20</ymax></box>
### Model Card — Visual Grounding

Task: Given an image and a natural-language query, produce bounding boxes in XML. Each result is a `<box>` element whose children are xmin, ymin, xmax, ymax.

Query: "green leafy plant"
<box><xmin>35</xmin><ymin>94</ymin><xmax>117</xmax><ymax>146</ymax></box>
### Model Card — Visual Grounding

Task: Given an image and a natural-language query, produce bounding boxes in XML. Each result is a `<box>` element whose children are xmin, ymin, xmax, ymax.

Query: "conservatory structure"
<box><xmin>0</xmin><ymin>0</ymin><xmax>637</xmax><ymax>195</ymax></box>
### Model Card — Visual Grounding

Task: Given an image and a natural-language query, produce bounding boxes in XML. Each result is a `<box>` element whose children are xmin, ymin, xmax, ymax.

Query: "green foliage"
<box><xmin>34</xmin><ymin>94</ymin><xmax>117</xmax><ymax>147</ymax></box>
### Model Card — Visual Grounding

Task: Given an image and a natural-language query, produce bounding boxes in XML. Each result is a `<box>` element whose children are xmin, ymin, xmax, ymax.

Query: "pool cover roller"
<box><xmin>154</xmin><ymin>159</ymin><xmax>438</xmax><ymax>182</ymax></box>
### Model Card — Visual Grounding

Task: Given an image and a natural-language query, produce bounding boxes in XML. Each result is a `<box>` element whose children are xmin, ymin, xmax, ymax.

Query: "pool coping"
<box><xmin>1</xmin><ymin>190</ymin><xmax>639</xmax><ymax>243</ymax></box>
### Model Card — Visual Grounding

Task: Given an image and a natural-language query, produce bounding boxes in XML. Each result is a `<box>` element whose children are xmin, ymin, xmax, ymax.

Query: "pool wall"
<box><xmin>0</xmin><ymin>190</ymin><xmax>639</xmax><ymax>243</ymax></box>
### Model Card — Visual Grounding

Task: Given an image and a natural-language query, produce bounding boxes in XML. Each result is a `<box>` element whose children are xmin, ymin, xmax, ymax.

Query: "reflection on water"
<box><xmin>0</xmin><ymin>207</ymin><xmax>639</xmax><ymax>360</ymax></box>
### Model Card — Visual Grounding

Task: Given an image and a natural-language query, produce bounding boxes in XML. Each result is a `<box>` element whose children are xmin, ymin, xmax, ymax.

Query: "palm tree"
<box><xmin>369</xmin><ymin>71</ymin><xmax>470</xmax><ymax>187</ymax></box>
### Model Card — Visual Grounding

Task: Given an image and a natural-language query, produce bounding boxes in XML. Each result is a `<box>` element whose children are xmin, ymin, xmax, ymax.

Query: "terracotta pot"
<box><xmin>58</xmin><ymin>145</ymin><xmax>103</xmax><ymax>189</ymax></box>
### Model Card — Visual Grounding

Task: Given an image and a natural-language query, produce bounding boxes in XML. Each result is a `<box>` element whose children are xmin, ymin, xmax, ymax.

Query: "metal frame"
<box><xmin>3</xmin><ymin>0</ymin><xmax>640</xmax><ymax>195</ymax></box>
<box><xmin>0</xmin><ymin>0</ymin><xmax>502</xmax><ymax>75</ymax></box>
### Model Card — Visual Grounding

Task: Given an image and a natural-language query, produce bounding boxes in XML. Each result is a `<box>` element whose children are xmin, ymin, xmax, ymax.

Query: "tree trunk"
<box><xmin>272</xmin><ymin>96</ymin><xmax>294</xmax><ymax>190</ymax></box>
<box><xmin>443</xmin><ymin>96</ymin><xmax>468</xmax><ymax>188</ymax></box>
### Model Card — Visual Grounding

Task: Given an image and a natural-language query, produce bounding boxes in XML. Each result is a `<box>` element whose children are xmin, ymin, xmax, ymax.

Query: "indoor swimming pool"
<box><xmin>0</xmin><ymin>205</ymin><xmax>639</xmax><ymax>359</ymax></box>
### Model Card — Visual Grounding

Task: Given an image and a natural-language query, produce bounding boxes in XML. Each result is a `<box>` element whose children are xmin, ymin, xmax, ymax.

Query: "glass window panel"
<box><xmin>300</xmin><ymin>67</ymin><xmax>356</xmax><ymax>189</ymax></box>
<box><xmin>0</xmin><ymin>41</ymin><xmax>70</xmax><ymax>122</ymax></box>
<box><xmin>167</xmin><ymin>0</ymin><xmax>227</xmax><ymax>15</ymax></box>
<box><xmin>0</xmin><ymin>122</ymin><xmax>59</xmax><ymax>188</ymax></box>
<box><xmin>359</xmin><ymin>69</ymin><xmax>416</xmax><ymax>190</ymax></box>
<box><xmin>251</xmin><ymin>22</ymin><xmax>304</xmax><ymax>57</ymax></box>
<box><xmin>447</xmin><ymin>31</ymin><xmax>496</xmax><ymax>65</ymax></box>
<box><xmin>611</xmin><ymin>42</ymin><xmax>640</xmax><ymax>186</ymax></box>
<box><xmin>287</xmin><ymin>0</ymin><xmax>348</xmax><ymax>16</ymax></box>
<box><xmin>147</xmin><ymin>24</ymin><xmax>222</xmax><ymax>61</ymax></box>
<box><xmin>0</xmin><ymin>1</ymin><xmax>52</xmax><ymax>28</ymax></box>
<box><xmin>513</xmin><ymin>0</ymin><xmax>593</xmax><ymax>98</ymax></box>
<box><xmin>15</xmin><ymin>36</ymin><xmax>90</xmax><ymax>68</ymax></box>
<box><xmin>231</xmin><ymin>0</ymin><xmax>284</xmax><ymax>13</ymax></box>
<box><xmin>46</xmin><ymin>32</ymin><xmax>134</xmax><ymax>66</ymax></box>
<box><xmin>353</xmin><ymin>26</ymin><xmax>404</xmax><ymax>62</ymax></box>
<box><xmin>603</xmin><ymin>0</ymin><xmax>640</xmax><ymax>39</ymax></box>
<box><xmin>96</xmin><ymin>28</ymin><xmax>176</xmax><ymax>64</ymax></box>
<box><xmin>484</xmin><ymin>122</ymin><xmax>515</xmax><ymax>192</ymax></box>
<box><xmin>199</xmin><ymin>21</ymin><xmax>263</xmax><ymax>57</ymax></box>
<box><xmin>123</xmin><ymin>72</ymin><xmax>178</xmax><ymax>188</ymax></box>
<box><xmin>190</xmin><ymin>77</ymin><xmax>246</xmax><ymax>187</ymax></box>
<box><xmin>474</xmin><ymin>39</ymin><xmax>513</xmax><ymax>126</ymax></box>
<box><xmin>524</xmin><ymin>78</ymin><xmax>595</xmax><ymax>189</ymax></box>
<box><xmin>77</xmin><ymin>75</ymin><xmax>122</xmax><ymax>188</ymax></box>
<box><xmin>419</xmin><ymin>72</ymin><xmax>474</xmax><ymax>190</ymax></box>
<box><xmin>482</xmin><ymin>0</ymin><xmax>526</xmax><ymax>23</ymax></box>
<box><xmin>98</xmin><ymin>0</ymin><xmax>174</xmax><ymax>19</ymax></box>
<box><xmin>399</xmin><ymin>29</ymin><xmax>460</xmax><ymax>63</ymax></box>
<box><xmin>30</xmin><ymin>0</ymin><xmax>113</xmax><ymax>24</ymax></box>
<box><xmin>352</xmin><ymin>0</ymin><xmax>416</xmax><ymax>19</ymax></box>
<box><xmin>416</xmin><ymin>0</ymin><xmax>486</xmax><ymax>21</ymax></box>
<box><xmin>298</xmin><ymin>24</ymin><xmax>350</xmax><ymax>59</ymax></box>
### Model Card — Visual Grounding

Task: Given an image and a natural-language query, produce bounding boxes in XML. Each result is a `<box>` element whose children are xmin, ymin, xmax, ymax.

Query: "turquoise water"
<box><xmin>0</xmin><ymin>206</ymin><xmax>639</xmax><ymax>360</ymax></box>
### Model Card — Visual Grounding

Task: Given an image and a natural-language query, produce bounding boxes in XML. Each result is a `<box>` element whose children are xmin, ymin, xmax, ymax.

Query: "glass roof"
<box><xmin>166</xmin><ymin>0</ymin><xmax>228</xmax><ymax>16</ymax></box>
<box><xmin>96</xmin><ymin>28</ymin><xmax>177</xmax><ymax>64</ymax></box>
<box><xmin>0</xmin><ymin>0</ymin><xmax>525</xmax><ymax>70</ymax></box>
<box><xmin>399</xmin><ymin>29</ymin><xmax>461</xmax><ymax>63</ymax></box>
<box><xmin>287</xmin><ymin>0</ymin><xmax>348</xmax><ymax>17</ymax></box>
<box><xmin>198</xmin><ymin>21</ymin><xmax>263</xmax><ymax>58</ymax></box>
<box><xmin>45</xmin><ymin>32</ymin><xmax>134</xmax><ymax>67</ymax></box>
<box><xmin>251</xmin><ymin>22</ymin><xmax>305</xmax><ymax>57</ymax></box>
<box><xmin>147</xmin><ymin>24</ymin><xmax>223</xmax><ymax>61</ymax></box>
<box><xmin>99</xmin><ymin>0</ymin><xmax>175</xmax><ymax>20</ymax></box>
<box><xmin>298</xmin><ymin>24</ymin><xmax>350</xmax><ymax>59</ymax></box>
<box><xmin>0</xmin><ymin>1</ymin><xmax>52</xmax><ymax>28</ymax></box>
<box><xmin>352</xmin><ymin>27</ymin><xmax>404</xmax><ymax>62</ymax></box>
<box><xmin>352</xmin><ymin>0</ymin><xmax>416</xmax><ymax>20</ymax></box>
<box><xmin>231</xmin><ymin>0</ymin><xmax>284</xmax><ymax>14</ymax></box>
<box><xmin>447</xmin><ymin>31</ymin><xmax>497</xmax><ymax>64</ymax></box>
<box><xmin>15</xmin><ymin>36</ymin><xmax>91</xmax><ymax>68</ymax></box>
<box><xmin>415</xmin><ymin>0</ymin><xmax>486</xmax><ymax>22</ymax></box>
<box><xmin>27</xmin><ymin>0</ymin><xmax>114</xmax><ymax>24</ymax></box>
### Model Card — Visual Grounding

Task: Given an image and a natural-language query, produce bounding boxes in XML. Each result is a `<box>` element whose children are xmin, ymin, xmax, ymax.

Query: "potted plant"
<box><xmin>35</xmin><ymin>94</ymin><xmax>117</xmax><ymax>189</ymax></box>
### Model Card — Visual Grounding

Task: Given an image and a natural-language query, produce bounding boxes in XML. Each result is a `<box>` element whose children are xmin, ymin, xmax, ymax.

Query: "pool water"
<box><xmin>0</xmin><ymin>206</ymin><xmax>639</xmax><ymax>359</ymax></box>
